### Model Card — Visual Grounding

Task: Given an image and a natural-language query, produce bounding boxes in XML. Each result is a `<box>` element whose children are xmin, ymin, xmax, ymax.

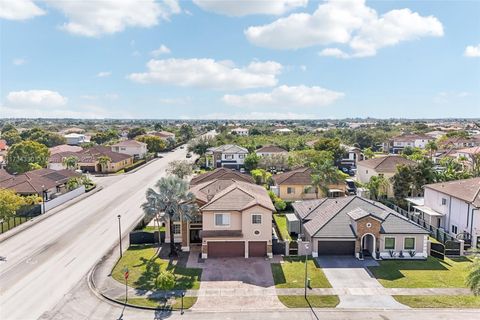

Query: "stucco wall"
<box><xmin>379</xmin><ymin>234</ymin><xmax>427</xmax><ymax>259</ymax></box>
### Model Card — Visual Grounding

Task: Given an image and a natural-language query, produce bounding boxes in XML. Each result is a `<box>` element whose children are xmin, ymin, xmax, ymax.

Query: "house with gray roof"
<box><xmin>205</xmin><ymin>144</ymin><xmax>249</xmax><ymax>170</ymax></box>
<box><xmin>292</xmin><ymin>196</ymin><xmax>429</xmax><ymax>259</ymax></box>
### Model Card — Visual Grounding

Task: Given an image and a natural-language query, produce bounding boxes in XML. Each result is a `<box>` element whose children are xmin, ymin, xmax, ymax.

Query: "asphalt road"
<box><xmin>0</xmin><ymin>145</ymin><xmax>193</xmax><ymax>320</ymax></box>
<box><xmin>41</xmin><ymin>273</ymin><xmax>479</xmax><ymax>320</ymax></box>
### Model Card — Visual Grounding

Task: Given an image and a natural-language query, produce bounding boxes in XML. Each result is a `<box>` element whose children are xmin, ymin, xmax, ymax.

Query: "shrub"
<box><xmin>156</xmin><ymin>271</ymin><xmax>176</xmax><ymax>290</ymax></box>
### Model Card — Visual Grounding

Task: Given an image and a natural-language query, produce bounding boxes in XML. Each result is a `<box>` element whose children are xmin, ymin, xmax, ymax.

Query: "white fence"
<box><xmin>43</xmin><ymin>186</ymin><xmax>85</xmax><ymax>213</ymax></box>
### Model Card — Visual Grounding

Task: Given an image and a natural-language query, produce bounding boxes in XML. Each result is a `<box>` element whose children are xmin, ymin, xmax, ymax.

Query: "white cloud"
<box><xmin>6</xmin><ymin>90</ymin><xmax>67</xmax><ymax>108</ymax></box>
<box><xmin>0</xmin><ymin>0</ymin><xmax>45</xmax><ymax>20</ymax></box>
<box><xmin>45</xmin><ymin>0</ymin><xmax>180</xmax><ymax>37</ymax></box>
<box><xmin>222</xmin><ymin>85</ymin><xmax>344</xmax><ymax>108</ymax></box>
<box><xmin>0</xmin><ymin>104</ymin><xmax>122</xmax><ymax>119</ymax></box>
<box><xmin>96</xmin><ymin>71</ymin><xmax>112</xmax><ymax>78</ymax></box>
<box><xmin>193</xmin><ymin>0</ymin><xmax>307</xmax><ymax>16</ymax></box>
<box><xmin>13</xmin><ymin>58</ymin><xmax>27</xmax><ymax>66</ymax></box>
<box><xmin>192</xmin><ymin>111</ymin><xmax>317</xmax><ymax>120</ymax></box>
<box><xmin>151</xmin><ymin>44</ymin><xmax>171</xmax><ymax>56</ymax></box>
<box><xmin>128</xmin><ymin>58</ymin><xmax>282</xmax><ymax>90</ymax></box>
<box><xmin>464</xmin><ymin>44</ymin><xmax>480</xmax><ymax>57</ymax></box>
<box><xmin>246</xmin><ymin>0</ymin><xmax>443</xmax><ymax>57</ymax></box>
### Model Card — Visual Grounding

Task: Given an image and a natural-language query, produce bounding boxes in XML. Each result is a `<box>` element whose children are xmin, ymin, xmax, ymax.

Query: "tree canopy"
<box><xmin>6</xmin><ymin>140</ymin><xmax>49</xmax><ymax>174</ymax></box>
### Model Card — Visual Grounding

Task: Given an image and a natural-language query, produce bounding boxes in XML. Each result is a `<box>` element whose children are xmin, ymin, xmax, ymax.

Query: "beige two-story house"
<box><xmin>165</xmin><ymin>176</ymin><xmax>275</xmax><ymax>259</ymax></box>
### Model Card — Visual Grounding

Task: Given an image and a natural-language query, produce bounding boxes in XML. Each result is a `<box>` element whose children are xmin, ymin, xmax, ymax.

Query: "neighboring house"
<box><xmin>273</xmin><ymin>128</ymin><xmax>293</xmax><ymax>134</ymax></box>
<box><xmin>0</xmin><ymin>139</ymin><xmax>7</xmax><ymax>151</ymax></box>
<box><xmin>339</xmin><ymin>145</ymin><xmax>364</xmax><ymax>167</ymax></box>
<box><xmin>150</xmin><ymin>131</ymin><xmax>176</xmax><ymax>141</ymax></box>
<box><xmin>230</xmin><ymin>127</ymin><xmax>249</xmax><ymax>136</ymax></box>
<box><xmin>205</xmin><ymin>145</ymin><xmax>249</xmax><ymax>170</ymax></box>
<box><xmin>384</xmin><ymin>134</ymin><xmax>434</xmax><ymax>154</ymax></box>
<box><xmin>356</xmin><ymin>156</ymin><xmax>416</xmax><ymax>197</ymax></box>
<box><xmin>454</xmin><ymin>146</ymin><xmax>480</xmax><ymax>171</ymax></box>
<box><xmin>425</xmin><ymin>131</ymin><xmax>447</xmax><ymax>139</ymax></box>
<box><xmin>111</xmin><ymin>140</ymin><xmax>147</xmax><ymax>159</ymax></box>
<box><xmin>271</xmin><ymin>167</ymin><xmax>347</xmax><ymax>201</ymax></box>
<box><xmin>64</xmin><ymin>133</ymin><xmax>88</xmax><ymax>145</ymax></box>
<box><xmin>165</xmin><ymin>178</ymin><xmax>275</xmax><ymax>259</ymax></box>
<box><xmin>255</xmin><ymin>145</ymin><xmax>288</xmax><ymax>157</ymax></box>
<box><xmin>0</xmin><ymin>168</ymin><xmax>79</xmax><ymax>199</ymax></box>
<box><xmin>190</xmin><ymin>167</ymin><xmax>254</xmax><ymax>186</ymax></box>
<box><xmin>49</xmin><ymin>146</ymin><xmax>133</xmax><ymax>173</ymax></box>
<box><xmin>439</xmin><ymin>136</ymin><xmax>480</xmax><ymax>150</ymax></box>
<box><xmin>293</xmin><ymin>196</ymin><xmax>429</xmax><ymax>259</ymax></box>
<box><xmin>49</xmin><ymin>144</ymin><xmax>83</xmax><ymax>155</ymax></box>
<box><xmin>406</xmin><ymin>177</ymin><xmax>480</xmax><ymax>248</ymax></box>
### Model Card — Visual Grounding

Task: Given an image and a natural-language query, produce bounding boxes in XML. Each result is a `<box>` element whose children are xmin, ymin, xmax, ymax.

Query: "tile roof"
<box><xmin>0</xmin><ymin>168</ymin><xmax>79</xmax><ymax>194</ymax></box>
<box><xmin>357</xmin><ymin>156</ymin><xmax>416</xmax><ymax>172</ymax></box>
<box><xmin>424</xmin><ymin>177</ymin><xmax>480</xmax><ymax>207</ymax></box>
<box><xmin>49</xmin><ymin>144</ymin><xmax>83</xmax><ymax>155</ymax></box>
<box><xmin>0</xmin><ymin>139</ymin><xmax>7</xmax><ymax>150</ymax></box>
<box><xmin>272</xmin><ymin>167</ymin><xmax>312</xmax><ymax>185</ymax></box>
<box><xmin>255</xmin><ymin>145</ymin><xmax>288</xmax><ymax>153</ymax></box>
<box><xmin>207</xmin><ymin>144</ymin><xmax>248</xmax><ymax>154</ymax></box>
<box><xmin>150</xmin><ymin>131</ymin><xmax>175</xmax><ymax>138</ymax></box>
<box><xmin>111</xmin><ymin>140</ymin><xmax>147</xmax><ymax>147</ymax></box>
<box><xmin>189</xmin><ymin>179</ymin><xmax>239</xmax><ymax>204</ymax></box>
<box><xmin>190</xmin><ymin>168</ymin><xmax>254</xmax><ymax>185</ymax></box>
<box><xmin>296</xmin><ymin>196</ymin><xmax>427</xmax><ymax>238</ymax></box>
<box><xmin>456</xmin><ymin>146</ymin><xmax>480</xmax><ymax>155</ymax></box>
<box><xmin>49</xmin><ymin>146</ymin><xmax>132</xmax><ymax>164</ymax></box>
<box><xmin>199</xmin><ymin>180</ymin><xmax>275</xmax><ymax>212</ymax></box>
<box><xmin>393</xmin><ymin>134</ymin><xmax>433</xmax><ymax>141</ymax></box>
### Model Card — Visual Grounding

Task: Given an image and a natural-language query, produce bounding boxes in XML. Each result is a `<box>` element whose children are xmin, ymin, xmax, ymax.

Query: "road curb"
<box><xmin>0</xmin><ymin>186</ymin><xmax>103</xmax><ymax>243</ymax></box>
<box><xmin>87</xmin><ymin>240</ymin><xmax>190</xmax><ymax>313</ymax></box>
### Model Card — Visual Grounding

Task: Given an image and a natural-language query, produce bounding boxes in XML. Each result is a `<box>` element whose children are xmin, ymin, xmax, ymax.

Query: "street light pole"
<box><xmin>117</xmin><ymin>215</ymin><xmax>122</xmax><ymax>258</ymax></box>
<box><xmin>304</xmin><ymin>243</ymin><xmax>309</xmax><ymax>299</ymax></box>
<box><xmin>41</xmin><ymin>185</ymin><xmax>46</xmax><ymax>214</ymax></box>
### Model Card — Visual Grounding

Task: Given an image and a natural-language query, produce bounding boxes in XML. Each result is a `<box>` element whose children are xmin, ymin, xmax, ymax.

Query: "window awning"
<box><xmin>413</xmin><ymin>205</ymin><xmax>444</xmax><ymax>217</ymax></box>
<box><xmin>405</xmin><ymin>197</ymin><xmax>425</xmax><ymax>206</ymax></box>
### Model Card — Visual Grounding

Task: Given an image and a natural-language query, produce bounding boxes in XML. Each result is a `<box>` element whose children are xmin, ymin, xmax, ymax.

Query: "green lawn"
<box><xmin>142</xmin><ymin>225</ymin><xmax>165</xmax><ymax>232</ymax></box>
<box><xmin>369</xmin><ymin>256</ymin><xmax>473</xmax><ymax>288</ymax></box>
<box><xmin>271</xmin><ymin>257</ymin><xmax>331</xmax><ymax>288</ymax></box>
<box><xmin>273</xmin><ymin>214</ymin><xmax>291</xmax><ymax>241</ymax></box>
<box><xmin>278</xmin><ymin>295</ymin><xmax>339</xmax><ymax>308</ymax></box>
<box><xmin>112</xmin><ymin>245</ymin><xmax>201</xmax><ymax>291</ymax></box>
<box><xmin>394</xmin><ymin>295</ymin><xmax>480</xmax><ymax>308</ymax></box>
<box><xmin>122</xmin><ymin>297</ymin><xmax>197</xmax><ymax>309</ymax></box>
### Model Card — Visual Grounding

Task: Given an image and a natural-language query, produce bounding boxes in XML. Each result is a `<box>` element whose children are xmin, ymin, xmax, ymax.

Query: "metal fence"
<box><xmin>0</xmin><ymin>204</ymin><xmax>42</xmax><ymax>234</ymax></box>
<box><xmin>381</xmin><ymin>200</ymin><xmax>460</xmax><ymax>247</ymax></box>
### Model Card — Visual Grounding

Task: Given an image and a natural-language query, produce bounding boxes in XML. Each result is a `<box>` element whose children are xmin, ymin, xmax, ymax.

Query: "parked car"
<box><xmin>239</xmin><ymin>168</ymin><xmax>245</xmax><ymax>173</ymax></box>
<box><xmin>345</xmin><ymin>179</ymin><xmax>357</xmax><ymax>195</ymax></box>
<box><xmin>186</xmin><ymin>153</ymin><xmax>192</xmax><ymax>158</ymax></box>
<box><xmin>180</xmin><ymin>146</ymin><xmax>184</xmax><ymax>149</ymax></box>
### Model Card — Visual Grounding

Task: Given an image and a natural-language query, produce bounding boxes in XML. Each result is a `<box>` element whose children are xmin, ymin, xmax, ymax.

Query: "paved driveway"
<box><xmin>317</xmin><ymin>256</ymin><xmax>408</xmax><ymax>309</ymax></box>
<box><xmin>192</xmin><ymin>257</ymin><xmax>284</xmax><ymax>311</ymax></box>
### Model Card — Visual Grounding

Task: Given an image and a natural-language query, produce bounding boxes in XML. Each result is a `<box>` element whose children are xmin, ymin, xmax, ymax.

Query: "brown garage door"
<box><xmin>208</xmin><ymin>241</ymin><xmax>244</xmax><ymax>258</ymax></box>
<box><xmin>248</xmin><ymin>241</ymin><xmax>267</xmax><ymax>257</ymax></box>
<box><xmin>318</xmin><ymin>240</ymin><xmax>355</xmax><ymax>255</ymax></box>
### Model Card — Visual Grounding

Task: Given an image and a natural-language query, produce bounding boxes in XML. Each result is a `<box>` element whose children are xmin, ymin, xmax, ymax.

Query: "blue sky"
<box><xmin>0</xmin><ymin>0</ymin><xmax>479</xmax><ymax>119</ymax></box>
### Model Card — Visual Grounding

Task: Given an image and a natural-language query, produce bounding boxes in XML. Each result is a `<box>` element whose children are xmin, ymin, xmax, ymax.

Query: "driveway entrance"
<box><xmin>317</xmin><ymin>256</ymin><xmax>408</xmax><ymax>309</ymax></box>
<box><xmin>192</xmin><ymin>257</ymin><xmax>284</xmax><ymax>311</ymax></box>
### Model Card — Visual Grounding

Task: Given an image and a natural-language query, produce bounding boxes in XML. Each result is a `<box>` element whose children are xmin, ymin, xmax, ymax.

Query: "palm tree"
<box><xmin>62</xmin><ymin>156</ymin><xmax>78</xmax><ymax>170</ymax></box>
<box><xmin>310</xmin><ymin>159</ymin><xmax>344</xmax><ymax>198</ymax></box>
<box><xmin>367</xmin><ymin>175</ymin><xmax>390</xmax><ymax>200</ymax></box>
<box><xmin>142</xmin><ymin>176</ymin><xmax>198</xmax><ymax>257</ymax></box>
<box><xmin>97</xmin><ymin>156</ymin><xmax>111</xmax><ymax>173</ymax></box>
<box><xmin>466</xmin><ymin>258</ymin><xmax>480</xmax><ymax>296</ymax></box>
<box><xmin>425</xmin><ymin>140</ymin><xmax>438</xmax><ymax>159</ymax></box>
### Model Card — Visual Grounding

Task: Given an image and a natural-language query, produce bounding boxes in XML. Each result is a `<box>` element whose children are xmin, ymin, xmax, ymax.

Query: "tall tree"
<box><xmin>188</xmin><ymin>137</ymin><xmax>214</xmax><ymax>156</ymax></box>
<box><xmin>244</xmin><ymin>153</ymin><xmax>260</xmax><ymax>171</ymax></box>
<box><xmin>310</xmin><ymin>159</ymin><xmax>345</xmax><ymax>198</ymax></box>
<box><xmin>142</xmin><ymin>176</ymin><xmax>198</xmax><ymax>257</ymax></box>
<box><xmin>0</xmin><ymin>189</ymin><xmax>25</xmax><ymax>222</ymax></box>
<box><xmin>367</xmin><ymin>175</ymin><xmax>390</xmax><ymax>200</ymax></box>
<box><xmin>63</xmin><ymin>156</ymin><xmax>79</xmax><ymax>170</ymax></box>
<box><xmin>313</xmin><ymin>137</ymin><xmax>346</xmax><ymax>163</ymax></box>
<box><xmin>6</xmin><ymin>141</ymin><xmax>49</xmax><ymax>174</ymax></box>
<box><xmin>425</xmin><ymin>140</ymin><xmax>438</xmax><ymax>159</ymax></box>
<box><xmin>128</xmin><ymin>127</ymin><xmax>147</xmax><ymax>139</ymax></box>
<box><xmin>167</xmin><ymin>160</ymin><xmax>193</xmax><ymax>179</ymax></box>
<box><xmin>179</xmin><ymin>124</ymin><xmax>194</xmax><ymax>141</ymax></box>
<box><xmin>136</xmin><ymin>135</ymin><xmax>166</xmax><ymax>153</ymax></box>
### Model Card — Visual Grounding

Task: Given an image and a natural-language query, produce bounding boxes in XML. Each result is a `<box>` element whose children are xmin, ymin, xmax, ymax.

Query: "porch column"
<box><xmin>181</xmin><ymin>221</ymin><xmax>189</xmax><ymax>251</ymax></box>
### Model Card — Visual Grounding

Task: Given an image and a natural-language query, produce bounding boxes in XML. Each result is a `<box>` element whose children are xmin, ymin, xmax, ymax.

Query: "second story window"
<box><xmin>441</xmin><ymin>198</ymin><xmax>447</xmax><ymax>205</ymax></box>
<box><xmin>215</xmin><ymin>213</ymin><xmax>230</xmax><ymax>226</ymax></box>
<box><xmin>238</xmin><ymin>154</ymin><xmax>245</xmax><ymax>159</ymax></box>
<box><xmin>252</xmin><ymin>214</ymin><xmax>262</xmax><ymax>224</ymax></box>
<box><xmin>225</xmin><ymin>154</ymin><xmax>234</xmax><ymax>160</ymax></box>
<box><xmin>287</xmin><ymin>187</ymin><xmax>295</xmax><ymax>194</ymax></box>
<box><xmin>173</xmin><ymin>224</ymin><xmax>181</xmax><ymax>235</ymax></box>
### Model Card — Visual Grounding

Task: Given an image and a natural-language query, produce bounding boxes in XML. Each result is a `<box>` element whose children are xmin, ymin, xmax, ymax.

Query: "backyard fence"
<box><xmin>129</xmin><ymin>230</ymin><xmax>161</xmax><ymax>245</ymax></box>
<box><xmin>430</xmin><ymin>242</ymin><xmax>445</xmax><ymax>260</ymax></box>
<box><xmin>0</xmin><ymin>204</ymin><xmax>42</xmax><ymax>235</ymax></box>
<box><xmin>381</xmin><ymin>200</ymin><xmax>460</xmax><ymax>249</ymax></box>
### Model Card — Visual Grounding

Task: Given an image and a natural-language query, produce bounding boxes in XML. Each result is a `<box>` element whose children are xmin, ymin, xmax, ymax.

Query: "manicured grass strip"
<box><xmin>393</xmin><ymin>295</ymin><xmax>480</xmax><ymax>308</ymax></box>
<box><xmin>112</xmin><ymin>244</ymin><xmax>201</xmax><ymax>291</ymax></box>
<box><xmin>273</xmin><ymin>214</ymin><xmax>291</xmax><ymax>241</ymax></box>
<box><xmin>368</xmin><ymin>256</ymin><xmax>473</xmax><ymax>288</ymax></box>
<box><xmin>124</xmin><ymin>297</ymin><xmax>197</xmax><ymax>309</ymax></box>
<box><xmin>272</xmin><ymin>257</ymin><xmax>332</xmax><ymax>288</ymax></box>
<box><xmin>278</xmin><ymin>295</ymin><xmax>339</xmax><ymax>308</ymax></box>
<box><xmin>142</xmin><ymin>226</ymin><xmax>165</xmax><ymax>232</ymax></box>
